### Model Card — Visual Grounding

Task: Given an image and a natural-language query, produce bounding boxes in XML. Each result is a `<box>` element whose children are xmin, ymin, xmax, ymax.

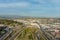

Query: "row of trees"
<box><xmin>0</xmin><ymin>19</ymin><xmax>23</xmax><ymax>26</ymax></box>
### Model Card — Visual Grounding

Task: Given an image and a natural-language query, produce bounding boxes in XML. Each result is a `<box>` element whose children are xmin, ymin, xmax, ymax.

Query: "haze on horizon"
<box><xmin>0</xmin><ymin>0</ymin><xmax>60</xmax><ymax>17</ymax></box>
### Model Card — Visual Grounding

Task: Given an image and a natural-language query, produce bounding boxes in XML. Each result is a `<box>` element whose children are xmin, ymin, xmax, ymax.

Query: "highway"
<box><xmin>35</xmin><ymin>21</ymin><xmax>55</xmax><ymax>40</ymax></box>
<box><xmin>9</xmin><ymin>21</ymin><xmax>55</xmax><ymax>40</ymax></box>
<box><xmin>0</xmin><ymin>28</ymin><xmax>12</xmax><ymax>40</ymax></box>
<box><xmin>35</xmin><ymin>31</ymin><xmax>48</xmax><ymax>40</ymax></box>
<box><xmin>14</xmin><ymin>28</ymin><xmax>25</xmax><ymax>40</ymax></box>
<box><xmin>0</xmin><ymin>21</ymin><xmax>55</xmax><ymax>40</ymax></box>
<box><xmin>43</xmin><ymin>31</ymin><xmax>55</xmax><ymax>40</ymax></box>
<box><xmin>9</xmin><ymin>27</ymin><xmax>25</xmax><ymax>40</ymax></box>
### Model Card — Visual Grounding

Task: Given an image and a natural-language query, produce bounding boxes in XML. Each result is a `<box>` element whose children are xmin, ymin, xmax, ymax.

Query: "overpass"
<box><xmin>0</xmin><ymin>28</ymin><xmax>12</xmax><ymax>40</ymax></box>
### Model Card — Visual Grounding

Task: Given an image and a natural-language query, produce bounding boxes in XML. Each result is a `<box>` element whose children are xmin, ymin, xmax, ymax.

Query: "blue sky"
<box><xmin>0</xmin><ymin>0</ymin><xmax>60</xmax><ymax>17</ymax></box>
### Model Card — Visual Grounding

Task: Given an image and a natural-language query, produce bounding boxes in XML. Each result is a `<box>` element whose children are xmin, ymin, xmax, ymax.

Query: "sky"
<box><xmin>0</xmin><ymin>0</ymin><xmax>60</xmax><ymax>17</ymax></box>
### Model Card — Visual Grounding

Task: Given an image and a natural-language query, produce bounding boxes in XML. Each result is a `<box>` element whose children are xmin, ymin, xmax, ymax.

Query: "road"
<box><xmin>0</xmin><ymin>28</ymin><xmax>12</xmax><ymax>40</ymax></box>
<box><xmin>9</xmin><ymin>27</ymin><xmax>25</xmax><ymax>40</ymax></box>
<box><xmin>35</xmin><ymin>22</ymin><xmax>55</xmax><ymax>40</ymax></box>
<box><xmin>1</xmin><ymin>21</ymin><xmax>55</xmax><ymax>40</ymax></box>
<box><xmin>14</xmin><ymin>28</ymin><xmax>25</xmax><ymax>40</ymax></box>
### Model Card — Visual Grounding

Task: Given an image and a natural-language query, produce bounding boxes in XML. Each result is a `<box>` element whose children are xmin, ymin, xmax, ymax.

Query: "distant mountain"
<box><xmin>0</xmin><ymin>15</ymin><xmax>34</xmax><ymax>19</ymax></box>
<box><xmin>0</xmin><ymin>15</ymin><xmax>23</xmax><ymax>19</ymax></box>
<box><xmin>0</xmin><ymin>15</ymin><xmax>59</xmax><ymax>19</ymax></box>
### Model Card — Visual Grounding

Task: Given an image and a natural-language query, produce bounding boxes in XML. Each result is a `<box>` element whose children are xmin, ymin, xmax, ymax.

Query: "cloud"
<box><xmin>51</xmin><ymin>0</ymin><xmax>60</xmax><ymax>6</ymax></box>
<box><xmin>0</xmin><ymin>0</ymin><xmax>60</xmax><ymax>17</ymax></box>
<box><xmin>28</xmin><ymin>0</ymin><xmax>48</xmax><ymax>5</ymax></box>
<box><xmin>0</xmin><ymin>0</ymin><xmax>59</xmax><ymax>8</ymax></box>
<box><xmin>52</xmin><ymin>0</ymin><xmax>60</xmax><ymax>4</ymax></box>
<box><xmin>0</xmin><ymin>2</ymin><xmax>31</xmax><ymax>8</ymax></box>
<box><xmin>29</xmin><ymin>0</ymin><xmax>60</xmax><ymax>7</ymax></box>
